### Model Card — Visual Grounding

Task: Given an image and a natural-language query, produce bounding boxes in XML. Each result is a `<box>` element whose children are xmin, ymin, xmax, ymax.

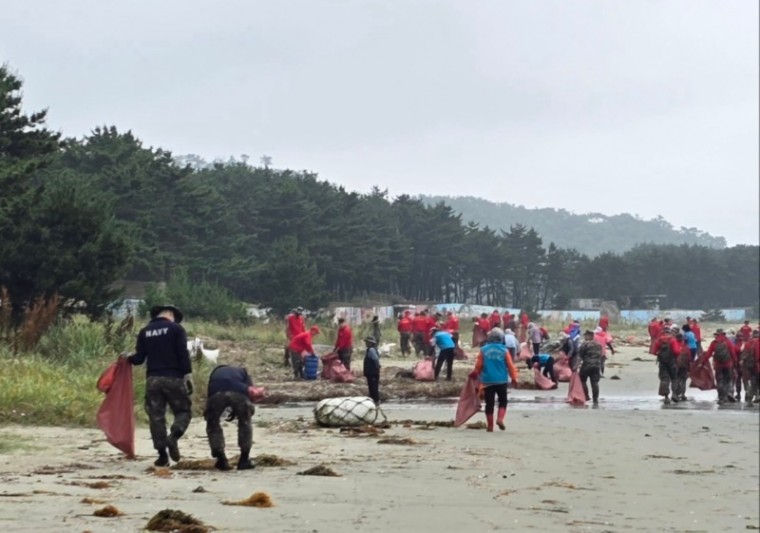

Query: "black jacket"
<box><xmin>129</xmin><ymin>317</ymin><xmax>191</xmax><ymax>378</ymax></box>
<box><xmin>207</xmin><ymin>365</ymin><xmax>252</xmax><ymax>397</ymax></box>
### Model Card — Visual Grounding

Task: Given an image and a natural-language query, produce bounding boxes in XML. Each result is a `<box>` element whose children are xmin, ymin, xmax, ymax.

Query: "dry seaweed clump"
<box><xmin>173</xmin><ymin>456</ymin><xmax>240</xmax><ymax>471</ymax></box>
<box><xmin>93</xmin><ymin>505</ymin><xmax>123</xmax><ymax>517</ymax></box>
<box><xmin>297</xmin><ymin>465</ymin><xmax>341</xmax><ymax>477</ymax></box>
<box><xmin>80</xmin><ymin>497</ymin><xmax>106</xmax><ymax>504</ymax></box>
<box><xmin>146</xmin><ymin>466</ymin><xmax>173</xmax><ymax>477</ymax></box>
<box><xmin>145</xmin><ymin>509</ymin><xmax>211</xmax><ymax>532</ymax></box>
<box><xmin>253</xmin><ymin>454</ymin><xmax>295</xmax><ymax>467</ymax></box>
<box><xmin>222</xmin><ymin>491</ymin><xmax>274</xmax><ymax>508</ymax></box>
<box><xmin>377</xmin><ymin>436</ymin><xmax>417</xmax><ymax>445</ymax></box>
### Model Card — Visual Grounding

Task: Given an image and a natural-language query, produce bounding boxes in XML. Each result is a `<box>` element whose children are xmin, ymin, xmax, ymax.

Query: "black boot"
<box><xmin>237</xmin><ymin>449</ymin><xmax>255</xmax><ymax>470</ymax></box>
<box><xmin>167</xmin><ymin>430</ymin><xmax>182</xmax><ymax>462</ymax></box>
<box><xmin>213</xmin><ymin>450</ymin><xmax>232</xmax><ymax>471</ymax></box>
<box><xmin>154</xmin><ymin>449</ymin><xmax>169</xmax><ymax>467</ymax></box>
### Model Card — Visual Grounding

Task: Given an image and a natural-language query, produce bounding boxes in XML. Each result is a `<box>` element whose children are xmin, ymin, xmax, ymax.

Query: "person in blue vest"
<box><xmin>469</xmin><ymin>329</ymin><xmax>520</xmax><ymax>432</ymax></box>
<box><xmin>528</xmin><ymin>353</ymin><xmax>557</xmax><ymax>384</ymax></box>
<box><xmin>430</xmin><ymin>327</ymin><xmax>456</xmax><ymax>381</ymax></box>
<box><xmin>204</xmin><ymin>365</ymin><xmax>256</xmax><ymax>471</ymax></box>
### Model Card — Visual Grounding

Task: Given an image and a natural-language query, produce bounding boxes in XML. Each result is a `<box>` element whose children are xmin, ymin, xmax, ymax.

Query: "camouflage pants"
<box><xmin>657</xmin><ymin>359</ymin><xmax>677</xmax><ymax>397</ymax></box>
<box><xmin>579</xmin><ymin>365</ymin><xmax>601</xmax><ymax>403</ymax></box>
<box><xmin>673</xmin><ymin>367</ymin><xmax>689</xmax><ymax>399</ymax></box>
<box><xmin>742</xmin><ymin>372</ymin><xmax>758</xmax><ymax>402</ymax></box>
<box><xmin>145</xmin><ymin>377</ymin><xmax>192</xmax><ymax>451</ymax></box>
<box><xmin>204</xmin><ymin>391</ymin><xmax>254</xmax><ymax>456</ymax></box>
<box><xmin>399</xmin><ymin>333</ymin><xmax>411</xmax><ymax>356</ymax></box>
<box><xmin>715</xmin><ymin>367</ymin><xmax>733</xmax><ymax>401</ymax></box>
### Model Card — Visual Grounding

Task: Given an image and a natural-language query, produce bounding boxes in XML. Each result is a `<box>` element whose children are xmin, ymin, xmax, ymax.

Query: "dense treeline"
<box><xmin>1</xmin><ymin>66</ymin><xmax>758</xmax><ymax>319</ymax></box>
<box><xmin>423</xmin><ymin>195</ymin><xmax>727</xmax><ymax>256</ymax></box>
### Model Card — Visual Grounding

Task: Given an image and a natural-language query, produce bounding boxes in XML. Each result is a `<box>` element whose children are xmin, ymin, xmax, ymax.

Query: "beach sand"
<box><xmin>1</xmin><ymin>345</ymin><xmax>758</xmax><ymax>532</ymax></box>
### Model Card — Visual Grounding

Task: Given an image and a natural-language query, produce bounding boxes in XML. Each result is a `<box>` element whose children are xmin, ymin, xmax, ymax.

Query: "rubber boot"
<box><xmin>167</xmin><ymin>430</ymin><xmax>182</xmax><ymax>462</ymax></box>
<box><xmin>212</xmin><ymin>450</ymin><xmax>232</xmax><ymax>471</ymax></box>
<box><xmin>237</xmin><ymin>449</ymin><xmax>255</xmax><ymax>471</ymax></box>
<box><xmin>154</xmin><ymin>450</ymin><xmax>169</xmax><ymax>467</ymax></box>
<box><xmin>496</xmin><ymin>408</ymin><xmax>506</xmax><ymax>431</ymax></box>
<box><xmin>486</xmin><ymin>414</ymin><xmax>494</xmax><ymax>432</ymax></box>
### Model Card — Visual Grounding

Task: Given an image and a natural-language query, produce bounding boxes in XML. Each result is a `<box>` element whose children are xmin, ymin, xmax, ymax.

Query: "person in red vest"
<box><xmin>412</xmin><ymin>311</ymin><xmax>429</xmax><ymax>357</ymax></box>
<box><xmin>738</xmin><ymin>329</ymin><xmax>759</xmax><ymax>403</ymax></box>
<box><xmin>502</xmin><ymin>311</ymin><xmax>512</xmax><ymax>332</ymax></box>
<box><xmin>518</xmin><ymin>311</ymin><xmax>530</xmax><ymax>343</ymax></box>
<box><xmin>426</xmin><ymin>311</ymin><xmax>440</xmax><ymax>355</ymax></box>
<box><xmin>599</xmin><ymin>315</ymin><xmax>609</xmax><ymax>332</ymax></box>
<box><xmin>489</xmin><ymin>310</ymin><xmax>502</xmax><ymax>330</ymax></box>
<box><xmin>689</xmin><ymin>318</ymin><xmax>703</xmax><ymax>354</ymax></box>
<box><xmin>648</xmin><ymin>317</ymin><xmax>661</xmax><ymax>354</ymax></box>
<box><xmin>739</xmin><ymin>321</ymin><xmax>753</xmax><ymax>343</ymax></box>
<box><xmin>652</xmin><ymin>325</ymin><xmax>681</xmax><ymax>403</ymax></box>
<box><xmin>476</xmin><ymin>313</ymin><xmax>491</xmax><ymax>345</ymax></box>
<box><xmin>284</xmin><ymin>307</ymin><xmax>306</xmax><ymax>366</ymax></box>
<box><xmin>287</xmin><ymin>326</ymin><xmax>320</xmax><ymax>380</ymax></box>
<box><xmin>704</xmin><ymin>329</ymin><xmax>738</xmax><ymax>403</ymax></box>
<box><xmin>444</xmin><ymin>310</ymin><xmax>460</xmax><ymax>347</ymax></box>
<box><xmin>397</xmin><ymin>311</ymin><xmax>413</xmax><ymax>357</ymax></box>
<box><xmin>333</xmin><ymin>318</ymin><xmax>354</xmax><ymax>370</ymax></box>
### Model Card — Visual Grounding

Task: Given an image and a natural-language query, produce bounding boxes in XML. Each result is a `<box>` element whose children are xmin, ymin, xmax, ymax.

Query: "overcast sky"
<box><xmin>2</xmin><ymin>1</ymin><xmax>758</xmax><ymax>245</ymax></box>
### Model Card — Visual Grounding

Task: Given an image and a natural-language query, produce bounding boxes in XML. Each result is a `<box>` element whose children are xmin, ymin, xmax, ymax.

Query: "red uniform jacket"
<box><xmin>444</xmin><ymin>315</ymin><xmax>460</xmax><ymax>333</ymax></box>
<box><xmin>739</xmin><ymin>325</ymin><xmax>752</xmax><ymax>342</ymax></box>
<box><xmin>652</xmin><ymin>334</ymin><xmax>680</xmax><ymax>359</ymax></box>
<box><xmin>334</xmin><ymin>325</ymin><xmax>353</xmax><ymax>351</ymax></box>
<box><xmin>489</xmin><ymin>313</ymin><xmax>502</xmax><ymax>330</ymax></box>
<box><xmin>412</xmin><ymin>316</ymin><xmax>428</xmax><ymax>334</ymax></box>
<box><xmin>691</xmin><ymin>322</ymin><xmax>702</xmax><ymax>342</ymax></box>
<box><xmin>286</xmin><ymin>314</ymin><xmax>305</xmax><ymax>339</ymax></box>
<box><xmin>520</xmin><ymin>313</ymin><xmax>529</xmax><ymax>327</ymax></box>
<box><xmin>648</xmin><ymin>321</ymin><xmax>661</xmax><ymax>339</ymax></box>
<box><xmin>705</xmin><ymin>337</ymin><xmax>737</xmax><ymax>369</ymax></box>
<box><xmin>288</xmin><ymin>331</ymin><xmax>315</xmax><ymax>354</ymax></box>
<box><xmin>397</xmin><ymin>317</ymin><xmax>413</xmax><ymax>333</ymax></box>
<box><xmin>502</xmin><ymin>313</ymin><xmax>512</xmax><ymax>329</ymax></box>
<box><xmin>599</xmin><ymin>316</ymin><xmax>609</xmax><ymax>331</ymax></box>
<box><xmin>426</xmin><ymin>316</ymin><xmax>438</xmax><ymax>339</ymax></box>
<box><xmin>476</xmin><ymin>318</ymin><xmax>490</xmax><ymax>335</ymax></box>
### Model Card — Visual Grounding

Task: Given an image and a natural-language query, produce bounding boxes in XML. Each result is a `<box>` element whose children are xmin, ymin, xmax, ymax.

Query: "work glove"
<box><xmin>184</xmin><ymin>374</ymin><xmax>194</xmax><ymax>395</ymax></box>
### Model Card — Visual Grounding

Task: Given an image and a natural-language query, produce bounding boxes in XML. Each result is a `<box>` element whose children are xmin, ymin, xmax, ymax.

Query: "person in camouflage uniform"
<box><xmin>705</xmin><ymin>329</ymin><xmax>738</xmax><ymax>404</ymax></box>
<box><xmin>204</xmin><ymin>365</ymin><xmax>256</xmax><ymax>471</ymax></box>
<box><xmin>652</xmin><ymin>325</ymin><xmax>680</xmax><ymax>404</ymax></box>
<box><xmin>577</xmin><ymin>330</ymin><xmax>603</xmax><ymax>406</ymax></box>
<box><xmin>673</xmin><ymin>332</ymin><xmax>691</xmax><ymax>402</ymax></box>
<box><xmin>739</xmin><ymin>330</ymin><xmax>759</xmax><ymax>403</ymax></box>
<box><xmin>127</xmin><ymin>304</ymin><xmax>193</xmax><ymax>467</ymax></box>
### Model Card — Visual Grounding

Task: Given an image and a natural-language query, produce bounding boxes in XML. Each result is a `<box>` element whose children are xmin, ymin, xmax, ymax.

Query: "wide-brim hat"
<box><xmin>364</xmin><ymin>336</ymin><xmax>377</xmax><ymax>345</ymax></box>
<box><xmin>150</xmin><ymin>304</ymin><xmax>183</xmax><ymax>324</ymax></box>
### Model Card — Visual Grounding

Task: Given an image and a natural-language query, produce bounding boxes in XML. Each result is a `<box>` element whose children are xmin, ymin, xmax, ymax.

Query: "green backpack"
<box><xmin>713</xmin><ymin>341</ymin><xmax>730</xmax><ymax>363</ymax></box>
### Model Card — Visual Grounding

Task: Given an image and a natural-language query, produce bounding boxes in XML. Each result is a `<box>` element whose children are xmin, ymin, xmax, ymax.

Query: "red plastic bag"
<box><xmin>517</xmin><ymin>343</ymin><xmax>533</xmax><ymax>362</ymax></box>
<box><xmin>96</xmin><ymin>362</ymin><xmax>118</xmax><ymax>393</ymax></box>
<box><xmin>554</xmin><ymin>356</ymin><xmax>572</xmax><ymax>382</ymax></box>
<box><xmin>247</xmin><ymin>386</ymin><xmax>266</xmax><ymax>402</ymax></box>
<box><xmin>689</xmin><ymin>361</ymin><xmax>716</xmax><ymax>391</ymax></box>
<box><xmin>96</xmin><ymin>358</ymin><xmax>135</xmax><ymax>458</ymax></box>
<box><xmin>533</xmin><ymin>366</ymin><xmax>557</xmax><ymax>390</ymax></box>
<box><xmin>566</xmin><ymin>371</ymin><xmax>586</xmax><ymax>406</ymax></box>
<box><xmin>320</xmin><ymin>353</ymin><xmax>355</xmax><ymax>383</ymax></box>
<box><xmin>454</xmin><ymin>346</ymin><xmax>468</xmax><ymax>361</ymax></box>
<box><xmin>413</xmin><ymin>357</ymin><xmax>435</xmax><ymax>381</ymax></box>
<box><xmin>455</xmin><ymin>375</ymin><xmax>481</xmax><ymax>427</ymax></box>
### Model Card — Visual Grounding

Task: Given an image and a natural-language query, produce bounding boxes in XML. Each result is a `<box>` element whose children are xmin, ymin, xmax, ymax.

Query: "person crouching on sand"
<box><xmin>468</xmin><ymin>329</ymin><xmax>519</xmax><ymax>432</ymax></box>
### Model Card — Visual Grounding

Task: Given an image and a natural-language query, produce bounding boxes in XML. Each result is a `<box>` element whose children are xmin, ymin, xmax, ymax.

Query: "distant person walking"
<box><xmin>363</xmin><ymin>336</ymin><xmax>381</xmax><ymax>404</ymax></box>
<box><xmin>334</xmin><ymin>318</ymin><xmax>354</xmax><ymax>371</ymax></box>
<box><xmin>397</xmin><ymin>311</ymin><xmax>413</xmax><ymax>357</ymax></box>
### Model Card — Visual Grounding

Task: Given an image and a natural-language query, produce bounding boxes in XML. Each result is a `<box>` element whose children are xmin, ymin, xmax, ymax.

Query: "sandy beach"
<box><xmin>1</xmin><ymin>345</ymin><xmax>758</xmax><ymax>532</ymax></box>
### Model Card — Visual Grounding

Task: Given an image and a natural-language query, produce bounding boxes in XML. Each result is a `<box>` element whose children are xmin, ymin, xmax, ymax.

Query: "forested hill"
<box><xmin>421</xmin><ymin>196</ymin><xmax>726</xmax><ymax>256</ymax></box>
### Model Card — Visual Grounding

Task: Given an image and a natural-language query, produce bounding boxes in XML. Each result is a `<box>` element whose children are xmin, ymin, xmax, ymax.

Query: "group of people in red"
<box><xmin>649</xmin><ymin>316</ymin><xmax>759</xmax><ymax>404</ymax></box>
<box><xmin>471</xmin><ymin>309</ymin><xmax>531</xmax><ymax>346</ymax></box>
<box><xmin>396</xmin><ymin>309</ymin><xmax>461</xmax><ymax>357</ymax></box>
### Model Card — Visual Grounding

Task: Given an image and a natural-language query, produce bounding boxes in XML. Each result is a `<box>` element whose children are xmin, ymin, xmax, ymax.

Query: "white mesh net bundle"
<box><xmin>313</xmin><ymin>396</ymin><xmax>387</xmax><ymax>427</ymax></box>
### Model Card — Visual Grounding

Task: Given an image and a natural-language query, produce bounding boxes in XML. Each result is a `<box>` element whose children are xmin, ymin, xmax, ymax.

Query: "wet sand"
<box><xmin>1</xmin><ymin>345</ymin><xmax>758</xmax><ymax>532</ymax></box>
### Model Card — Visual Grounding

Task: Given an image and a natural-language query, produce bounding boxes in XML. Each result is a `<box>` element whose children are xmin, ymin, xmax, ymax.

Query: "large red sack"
<box><xmin>454</xmin><ymin>346</ymin><xmax>468</xmax><ymax>361</ymax></box>
<box><xmin>96</xmin><ymin>358</ymin><xmax>135</xmax><ymax>459</ymax></box>
<box><xmin>517</xmin><ymin>343</ymin><xmax>533</xmax><ymax>363</ymax></box>
<box><xmin>533</xmin><ymin>366</ymin><xmax>557</xmax><ymax>390</ymax></box>
<box><xmin>413</xmin><ymin>357</ymin><xmax>435</xmax><ymax>381</ymax></box>
<box><xmin>455</xmin><ymin>375</ymin><xmax>481</xmax><ymax>427</ymax></box>
<box><xmin>96</xmin><ymin>362</ymin><xmax>118</xmax><ymax>393</ymax></box>
<box><xmin>320</xmin><ymin>353</ymin><xmax>355</xmax><ymax>383</ymax></box>
<box><xmin>566</xmin><ymin>371</ymin><xmax>586</xmax><ymax>406</ymax></box>
<box><xmin>471</xmin><ymin>326</ymin><xmax>486</xmax><ymax>348</ymax></box>
<box><xmin>554</xmin><ymin>356</ymin><xmax>572</xmax><ymax>382</ymax></box>
<box><xmin>689</xmin><ymin>360</ymin><xmax>716</xmax><ymax>391</ymax></box>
